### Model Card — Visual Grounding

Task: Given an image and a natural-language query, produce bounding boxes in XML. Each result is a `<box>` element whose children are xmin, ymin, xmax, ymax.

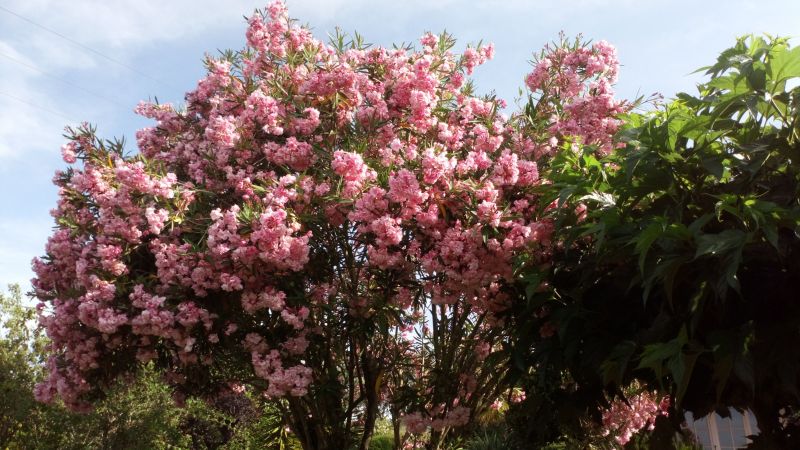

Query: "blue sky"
<box><xmin>1</xmin><ymin>0</ymin><xmax>798</xmax><ymax>290</ymax></box>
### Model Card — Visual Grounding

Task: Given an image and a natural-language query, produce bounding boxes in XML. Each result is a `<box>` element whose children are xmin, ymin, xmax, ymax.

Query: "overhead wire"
<box><xmin>0</xmin><ymin>50</ymin><xmax>130</xmax><ymax>109</ymax></box>
<box><xmin>0</xmin><ymin>90</ymin><xmax>77</xmax><ymax>123</ymax></box>
<box><xmin>0</xmin><ymin>4</ymin><xmax>173</xmax><ymax>90</ymax></box>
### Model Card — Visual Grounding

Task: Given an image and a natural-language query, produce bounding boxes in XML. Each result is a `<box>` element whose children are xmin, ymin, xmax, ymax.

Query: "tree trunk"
<box><xmin>427</xmin><ymin>429</ymin><xmax>442</xmax><ymax>450</ymax></box>
<box><xmin>392</xmin><ymin>407</ymin><xmax>401</xmax><ymax>450</ymax></box>
<box><xmin>289</xmin><ymin>397</ymin><xmax>352</xmax><ymax>450</ymax></box>
<box><xmin>358</xmin><ymin>353</ymin><xmax>381</xmax><ymax>450</ymax></box>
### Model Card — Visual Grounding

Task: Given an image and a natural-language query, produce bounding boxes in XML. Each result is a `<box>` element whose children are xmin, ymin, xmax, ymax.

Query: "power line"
<box><xmin>0</xmin><ymin>50</ymin><xmax>129</xmax><ymax>109</ymax></box>
<box><xmin>0</xmin><ymin>5</ymin><xmax>173</xmax><ymax>90</ymax></box>
<box><xmin>0</xmin><ymin>90</ymin><xmax>76</xmax><ymax>123</ymax></box>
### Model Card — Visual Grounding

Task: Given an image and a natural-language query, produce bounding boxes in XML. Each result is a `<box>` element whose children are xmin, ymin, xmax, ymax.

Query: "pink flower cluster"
<box><xmin>401</xmin><ymin>404</ymin><xmax>471</xmax><ymax>435</ymax></box>
<box><xmin>525</xmin><ymin>38</ymin><xmax>627</xmax><ymax>154</ymax></box>
<box><xmin>602</xmin><ymin>391</ymin><xmax>670</xmax><ymax>445</ymax></box>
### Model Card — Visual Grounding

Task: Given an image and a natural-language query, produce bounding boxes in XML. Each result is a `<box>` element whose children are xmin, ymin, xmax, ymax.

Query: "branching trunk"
<box><xmin>358</xmin><ymin>352</ymin><xmax>381</xmax><ymax>450</ymax></box>
<box><xmin>390</xmin><ymin>405</ymin><xmax>402</xmax><ymax>450</ymax></box>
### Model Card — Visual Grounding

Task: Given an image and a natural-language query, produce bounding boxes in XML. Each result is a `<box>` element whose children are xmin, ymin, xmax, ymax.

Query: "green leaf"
<box><xmin>600</xmin><ymin>341</ymin><xmax>637</xmax><ymax>386</ymax></box>
<box><xmin>579</xmin><ymin>191</ymin><xmax>616</xmax><ymax>209</ymax></box>
<box><xmin>708</xmin><ymin>330</ymin><xmax>737</xmax><ymax>401</ymax></box>
<box><xmin>666</xmin><ymin>114</ymin><xmax>689</xmax><ymax>151</ymax></box>
<box><xmin>634</xmin><ymin>222</ymin><xmax>663</xmax><ymax>274</ymax></box>
<box><xmin>694</xmin><ymin>229</ymin><xmax>748</xmax><ymax>258</ymax></box>
<box><xmin>525</xmin><ymin>277</ymin><xmax>540</xmax><ymax>301</ymax></box>
<box><xmin>768</xmin><ymin>45</ymin><xmax>800</xmax><ymax>85</ymax></box>
<box><xmin>647</xmin><ymin>255</ymin><xmax>691</xmax><ymax>305</ymax></box>
<box><xmin>688</xmin><ymin>213</ymin><xmax>715</xmax><ymax>236</ymax></box>
<box><xmin>664</xmin><ymin>223</ymin><xmax>692</xmax><ymax>241</ymax></box>
<box><xmin>763</xmin><ymin>223</ymin><xmax>779</xmax><ymax>250</ymax></box>
<box><xmin>637</xmin><ymin>329</ymin><xmax>687</xmax><ymax>381</ymax></box>
<box><xmin>721</xmin><ymin>242</ymin><xmax>745</xmax><ymax>292</ymax></box>
<box><xmin>673</xmin><ymin>344</ymin><xmax>702</xmax><ymax>407</ymax></box>
<box><xmin>701</xmin><ymin>156</ymin><xmax>725</xmax><ymax>179</ymax></box>
<box><xmin>746</xmin><ymin>62</ymin><xmax>767</xmax><ymax>91</ymax></box>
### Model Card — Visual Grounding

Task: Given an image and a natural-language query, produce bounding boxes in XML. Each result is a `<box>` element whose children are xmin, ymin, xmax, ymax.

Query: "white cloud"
<box><xmin>0</xmin><ymin>40</ymin><xmax>35</xmax><ymax>65</ymax></box>
<box><xmin>0</xmin><ymin>97</ymin><xmax>71</xmax><ymax>159</ymax></box>
<box><xmin>0</xmin><ymin>40</ymin><xmax>79</xmax><ymax>159</ymax></box>
<box><xmin>4</xmin><ymin>1</ymin><xmax>253</xmax><ymax>48</ymax></box>
<box><xmin>0</xmin><ymin>217</ymin><xmax>54</xmax><ymax>289</ymax></box>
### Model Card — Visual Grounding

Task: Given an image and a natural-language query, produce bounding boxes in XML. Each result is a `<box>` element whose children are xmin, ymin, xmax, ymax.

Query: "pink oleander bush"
<box><xmin>31</xmin><ymin>2</ymin><xmax>625</xmax><ymax>448</ymax></box>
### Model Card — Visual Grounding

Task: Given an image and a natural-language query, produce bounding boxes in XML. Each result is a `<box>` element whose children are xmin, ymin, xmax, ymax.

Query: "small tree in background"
<box><xmin>1</xmin><ymin>284</ymin><xmax>41</xmax><ymax>445</ymax></box>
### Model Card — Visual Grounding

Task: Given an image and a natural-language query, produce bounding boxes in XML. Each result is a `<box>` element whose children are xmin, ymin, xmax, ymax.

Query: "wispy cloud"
<box><xmin>0</xmin><ymin>217</ymin><xmax>55</xmax><ymax>288</ymax></box>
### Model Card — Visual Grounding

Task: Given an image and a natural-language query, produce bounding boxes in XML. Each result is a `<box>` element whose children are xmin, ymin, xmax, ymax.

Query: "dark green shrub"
<box><xmin>511</xmin><ymin>35</ymin><xmax>800</xmax><ymax>447</ymax></box>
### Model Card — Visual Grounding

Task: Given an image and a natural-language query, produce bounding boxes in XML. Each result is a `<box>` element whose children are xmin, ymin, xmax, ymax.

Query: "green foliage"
<box><xmin>511</xmin><ymin>34</ymin><xmax>800</xmax><ymax>447</ymax></box>
<box><xmin>17</xmin><ymin>370</ymin><xmax>191</xmax><ymax>450</ymax></box>
<box><xmin>367</xmin><ymin>433</ymin><xmax>393</xmax><ymax>450</ymax></box>
<box><xmin>448</xmin><ymin>422</ymin><xmax>514</xmax><ymax>450</ymax></box>
<box><xmin>0</xmin><ymin>284</ymin><xmax>42</xmax><ymax>445</ymax></box>
<box><xmin>457</xmin><ymin>430</ymin><xmax>509</xmax><ymax>450</ymax></box>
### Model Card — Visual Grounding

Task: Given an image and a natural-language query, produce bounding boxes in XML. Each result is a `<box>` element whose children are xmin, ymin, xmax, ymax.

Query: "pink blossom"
<box><xmin>421</xmin><ymin>147</ymin><xmax>455</xmax><ymax>185</ymax></box>
<box><xmin>602</xmin><ymin>391</ymin><xmax>670</xmax><ymax>445</ymax></box>
<box><xmin>61</xmin><ymin>142</ymin><xmax>78</xmax><ymax>163</ymax></box>
<box><xmin>332</xmin><ymin>150</ymin><xmax>372</xmax><ymax>182</ymax></box>
<box><xmin>242</xmin><ymin>287</ymin><xmax>286</xmax><ymax>313</ymax></box>
<box><xmin>144</xmin><ymin>207</ymin><xmax>169</xmax><ymax>234</ymax></box>
<box><xmin>205</xmin><ymin>115</ymin><xmax>240</xmax><ymax>149</ymax></box>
